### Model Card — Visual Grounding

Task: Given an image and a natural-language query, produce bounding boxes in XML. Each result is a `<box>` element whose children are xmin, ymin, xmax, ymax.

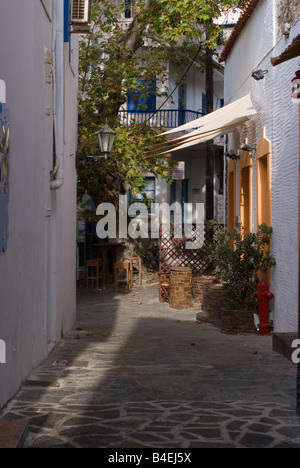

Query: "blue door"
<box><xmin>178</xmin><ymin>83</ymin><xmax>187</xmax><ymax>126</ymax></box>
<box><xmin>127</xmin><ymin>78</ymin><xmax>156</xmax><ymax>112</ymax></box>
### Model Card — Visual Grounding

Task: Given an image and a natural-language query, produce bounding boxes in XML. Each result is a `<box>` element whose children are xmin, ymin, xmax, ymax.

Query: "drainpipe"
<box><xmin>51</xmin><ymin>0</ymin><xmax>64</xmax><ymax>191</ymax></box>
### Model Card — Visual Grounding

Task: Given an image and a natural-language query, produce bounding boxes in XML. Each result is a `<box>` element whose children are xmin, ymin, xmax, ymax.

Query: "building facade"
<box><xmin>219</xmin><ymin>0</ymin><xmax>300</xmax><ymax>332</ymax></box>
<box><xmin>120</xmin><ymin>60</ymin><xmax>224</xmax><ymax>225</ymax></box>
<box><xmin>0</xmin><ymin>0</ymin><xmax>80</xmax><ymax>409</ymax></box>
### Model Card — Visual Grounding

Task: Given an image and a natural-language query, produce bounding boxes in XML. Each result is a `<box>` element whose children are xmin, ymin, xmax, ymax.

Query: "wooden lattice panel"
<box><xmin>159</xmin><ymin>223</ymin><xmax>213</xmax><ymax>302</ymax></box>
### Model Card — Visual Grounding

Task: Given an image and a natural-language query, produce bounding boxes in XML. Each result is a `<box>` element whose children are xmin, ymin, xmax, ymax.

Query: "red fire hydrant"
<box><xmin>253</xmin><ymin>280</ymin><xmax>274</xmax><ymax>335</ymax></box>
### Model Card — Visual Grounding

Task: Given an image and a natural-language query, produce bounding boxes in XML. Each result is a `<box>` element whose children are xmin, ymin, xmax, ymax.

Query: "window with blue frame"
<box><xmin>125</xmin><ymin>0</ymin><xmax>133</xmax><ymax>18</ymax></box>
<box><xmin>130</xmin><ymin>177</ymin><xmax>156</xmax><ymax>203</ymax></box>
<box><xmin>127</xmin><ymin>78</ymin><xmax>156</xmax><ymax>112</ymax></box>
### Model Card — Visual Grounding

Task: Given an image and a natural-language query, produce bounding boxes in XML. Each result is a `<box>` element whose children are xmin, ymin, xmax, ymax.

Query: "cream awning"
<box><xmin>159</xmin><ymin>94</ymin><xmax>257</xmax><ymax>153</ymax></box>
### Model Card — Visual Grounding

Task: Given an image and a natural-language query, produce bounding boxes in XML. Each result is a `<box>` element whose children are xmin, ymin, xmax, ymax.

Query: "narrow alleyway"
<box><xmin>2</xmin><ymin>283</ymin><xmax>300</xmax><ymax>448</ymax></box>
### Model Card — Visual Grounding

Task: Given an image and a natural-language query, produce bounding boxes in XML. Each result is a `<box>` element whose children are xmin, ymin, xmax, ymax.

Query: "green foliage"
<box><xmin>205</xmin><ymin>222</ymin><xmax>276</xmax><ymax>311</ymax></box>
<box><xmin>77</xmin><ymin>122</ymin><xmax>173</xmax><ymax>212</ymax></box>
<box><xmin>77</xmin><ymin>0</ymin><xmax>248</xmax><ymax>205</ymax></box>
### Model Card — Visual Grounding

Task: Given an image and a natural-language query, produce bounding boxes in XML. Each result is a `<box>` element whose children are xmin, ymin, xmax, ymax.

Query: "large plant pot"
<box><xmin>193</xmin><ymin>276</ymin><xmax>257</xmax><ymax>334</ymax></box>
<box><xmin>216</xmin><ymin>308</ymin><xmax>257</xmax><ymax>335</ymax></box>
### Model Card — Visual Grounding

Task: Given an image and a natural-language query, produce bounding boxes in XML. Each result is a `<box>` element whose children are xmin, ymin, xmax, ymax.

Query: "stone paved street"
<box><xmin>1</xmin><ymin>283</ymin><xmax>300</xmax><ymax>448</ymax></box>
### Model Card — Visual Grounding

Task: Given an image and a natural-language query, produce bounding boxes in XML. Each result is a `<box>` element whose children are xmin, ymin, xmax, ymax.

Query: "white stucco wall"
<box><xmin>223</xmin><ymin>0</ymin><xmax>300</xmax><ymax>332</ymax></box>
<box><xmin>155</xmin><ymin>60</ymin><xmax>224</xmax><ymax>220</ymax></box>
<box><xmin>0</xmin><ymin>0</ymin><xmax>78</xmax><ymax>409</ymax></box>
<box><xmin>168</xmin><ymin>63</ymin><xmax>224</xmax><ymax>114</ymax></box>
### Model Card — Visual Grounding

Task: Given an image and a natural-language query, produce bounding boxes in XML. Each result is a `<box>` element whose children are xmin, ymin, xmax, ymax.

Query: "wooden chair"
<box><xmin>86</xmin><ymin>259</ymin><xmax>103</xmax><ymax>290</ymax></box>
<box><xmin>114</xmin><ymin>261</ymin><xmax>131</xmax><ymax>290</ymax></box>
<box><xmin>124</xmin><ymin>256</ymin><xmax>142</xmax><ymax>288</ymax></box>
<box><xmin>159</xmin><ymin>275</ymin><xmax>170</xmax><ymax>303</ymax></box>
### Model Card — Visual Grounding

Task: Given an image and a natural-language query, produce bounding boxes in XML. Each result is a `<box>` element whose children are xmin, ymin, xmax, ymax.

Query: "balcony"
<box><xmin>118</xmin><ymin>109</ymin><xmax>204</xmax><ymax>129</ymax></box>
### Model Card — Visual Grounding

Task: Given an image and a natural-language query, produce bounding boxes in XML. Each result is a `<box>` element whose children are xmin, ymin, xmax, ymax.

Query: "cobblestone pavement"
<box><xmin>2</xmin><ymin>284</ymin><xmax>300</xmax><ymax>448</ymax></box>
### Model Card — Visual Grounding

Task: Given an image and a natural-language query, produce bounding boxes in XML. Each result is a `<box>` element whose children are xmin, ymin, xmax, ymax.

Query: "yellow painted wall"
<box><xmin>240</xmin><ymin>150</ymin><xmax>252</xmax><ymax>234</ymax></box>
<box><xmin>227</xmin><ymin>159</ymin><xmax>236</xmax><ymax>232</ymax></box>
<box><xmin>256</xmin><ymin>128</ymin><xmax>272</xmax><ymax>282</ymax></box>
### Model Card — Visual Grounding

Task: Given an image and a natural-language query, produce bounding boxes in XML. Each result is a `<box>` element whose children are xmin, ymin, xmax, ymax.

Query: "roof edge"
<box><xmin>218</xmin><ymin>0</ymin><xmax>261</xmax><ymax>63</ymax></box>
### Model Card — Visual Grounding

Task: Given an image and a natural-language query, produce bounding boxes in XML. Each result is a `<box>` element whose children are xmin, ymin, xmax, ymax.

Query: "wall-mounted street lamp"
<box><xmin>96</xmin><ymin>121</ymin><xmax>117</xmax><ymax>160</ymax></box>
<box><xmin>226</xmin><ymin>144</ymin><xmax>257</xmax><ymax>162</ymax></box>
<box><xmin>226</xmin><ymin>150</ymin><xmax>240</xmax><ymax>161</ymax></box>
<box><xmin>239</xmin><ymin>143</ymin><xmax>256</xmax><ymax>154</ymax></box>
<box><xmin>76</xmin><ymin>121</ymin><xmax>116</xmax><ymax>166</ymax></box>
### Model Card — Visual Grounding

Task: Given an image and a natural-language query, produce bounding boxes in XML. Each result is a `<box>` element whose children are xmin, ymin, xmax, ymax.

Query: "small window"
<box><xmin>131</xmin><ymin>177</ymin><xmax>156</xmax><ymax>202</ymax></box>
<box><xmin>143</xmin><ymin>177</ymin><xmax>156</xmax><ymax>200</ymax></box>
<box><xmin>125</xmin><ymin>0</ymin><xmax>133</xmax><ymax>19</ymax></box>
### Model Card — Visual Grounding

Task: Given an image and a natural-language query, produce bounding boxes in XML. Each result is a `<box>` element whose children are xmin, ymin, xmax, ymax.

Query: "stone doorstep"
<box><xmin>0</xmin><ymin>419</ymin><xmax>28</xmax><ymax>448</ymax></box>
<box><xmin>272</xmin><ymin>332</ymin><xmax>298</xmax><ymax>363</ymax></box>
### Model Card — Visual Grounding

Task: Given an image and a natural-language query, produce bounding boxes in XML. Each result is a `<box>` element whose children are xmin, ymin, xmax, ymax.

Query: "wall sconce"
<box><xmin>226</xmin><ymin>150</ymin><xmax>240</xmax><ymax>161</ymax></box>
<box><xmin>76</xmin><ymin>121</ymin><xmax>116</xmax><ymax>167</ymax></box>
<box><xmin>252</xmin><ymin>70</ymin><xmax>268</xmax><ymax>81</ymax></box>
<box><xmin>96</xmin><ymin>121</ymin><xmax>116</xmax><ymax>160</ymax></box>
<box><xmin>239</xmin><ymin>143</ymin><xmax>256</xmax><ymax>154</ymax></box>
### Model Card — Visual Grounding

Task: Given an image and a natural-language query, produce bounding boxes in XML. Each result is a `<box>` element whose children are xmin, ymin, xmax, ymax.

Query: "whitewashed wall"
<box><xmin>0</xmin><ymin>0</ymin><xmax>78</xmax><ymax>409</ymax></box>
<box><xmin>155</xmin><ymin>62</ymin><xmax>224</xmax><ymax>220</ymax></box>
<box><xmin>224</xmin><ymin>0</ymin><xmax>300</xmax><ymax>332</ymax></box>
<box><xmin>168</xmin><ymin>63</ymin><xmax>224</xmax><ymax>113</ymax></box>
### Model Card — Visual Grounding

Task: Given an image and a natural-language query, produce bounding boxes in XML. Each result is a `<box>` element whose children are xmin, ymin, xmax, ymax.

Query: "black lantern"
<box><xmin>251</xmin><ymin>69</ymin><xmax>268</xmax><ymax>81</ymax></box>
<box><xmin>226</xmin><ymin>150</ymin><xmax>240</xmax><ymax>161</ymax></box>
<box><xmin>96</xmin><ymin>121</ymin><xmax>116</xmax><ymax>159</ymax></box>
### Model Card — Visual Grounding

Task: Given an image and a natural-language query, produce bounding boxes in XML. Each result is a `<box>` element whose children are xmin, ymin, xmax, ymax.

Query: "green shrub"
<box><xmin>205</xmin><ymin>222</ymin><xmax>276</xmax><ymax>311</ymax></box>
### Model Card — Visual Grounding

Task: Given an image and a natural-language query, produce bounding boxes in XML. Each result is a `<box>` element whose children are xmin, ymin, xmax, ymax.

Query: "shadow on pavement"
<box><xmin>2</xmin><ymin>283</ymin><xmax>300</xmax><ymax>448</ymax></box>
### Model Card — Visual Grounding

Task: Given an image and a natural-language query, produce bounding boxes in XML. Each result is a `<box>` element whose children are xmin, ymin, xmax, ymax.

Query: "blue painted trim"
<box><xmin>64</xmin><ymin>0</ymin><xmax>70</xmax><ymax>42</ymax></box>
<box><xmin>129</xmin><ymin>176</ymin><xmax>156</xmax><ymax>204</ymax></box>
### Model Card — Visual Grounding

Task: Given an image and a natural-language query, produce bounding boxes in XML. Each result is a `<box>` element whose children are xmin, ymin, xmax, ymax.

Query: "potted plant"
<box><xmin>204</xmin><ymin>222</ymin><xmax>276</xmax><ymax>333</ymax></box>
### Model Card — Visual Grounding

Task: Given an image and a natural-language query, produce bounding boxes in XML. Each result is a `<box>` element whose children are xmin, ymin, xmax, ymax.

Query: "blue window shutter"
<box><xmin>202</xmin><ymin>93</ymin><xmax>206</xmax><ymax>115</ymax></box>
<box><xmin>127</xmin><ymin>78</ymin><xmax>156</xmax><ymax>112</ymax></box>
<box><xmin>64</xmin><ymin>0</ymin><xmax>70</xmax><ymax>42</ymax></box>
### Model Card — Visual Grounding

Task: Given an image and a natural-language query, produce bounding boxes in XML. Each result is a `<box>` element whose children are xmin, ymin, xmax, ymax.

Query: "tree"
<box><xmin>77</xmin><ymin>0</ymin><xmax>247</xmax><ymax>213</ymax></box>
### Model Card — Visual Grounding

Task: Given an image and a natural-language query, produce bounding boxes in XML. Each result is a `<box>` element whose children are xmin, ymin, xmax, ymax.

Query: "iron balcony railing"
<box><xmin>118</xmin><ymin>109</ymin><xmax>204</xmax><ymax>129</ymax></box>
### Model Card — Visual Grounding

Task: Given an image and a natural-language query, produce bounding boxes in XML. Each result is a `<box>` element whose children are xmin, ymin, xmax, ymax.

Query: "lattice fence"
<box><xmin>158</xmin><ymin>223</ymin><xmax>215</xmax><ymax>303</ymax></box>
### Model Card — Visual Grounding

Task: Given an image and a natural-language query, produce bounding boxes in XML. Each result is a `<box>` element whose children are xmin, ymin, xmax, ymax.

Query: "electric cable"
<box><xmin>146</xmin><ymin>41</ymin><xmax>204</xmax><ymax>123</ymax></box>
